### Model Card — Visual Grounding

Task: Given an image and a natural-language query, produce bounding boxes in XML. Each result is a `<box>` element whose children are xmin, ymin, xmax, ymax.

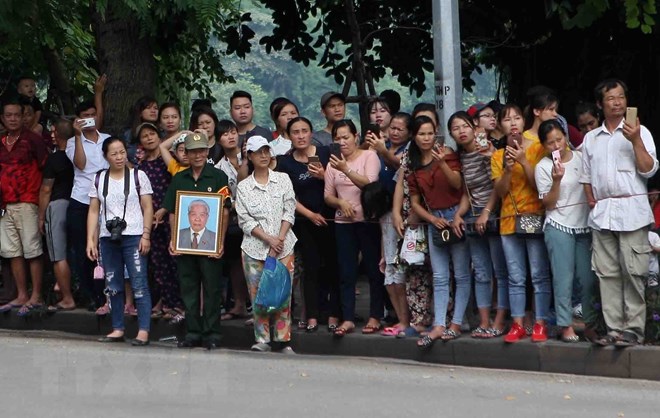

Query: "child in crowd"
<box><xmin>17</xmin><ymin>76</ymin><xmax>43</xmax><ymax>128</ymax></box>
<box><xmin>160</xmin><ymin>132</ymin><xmax>190</xmax><ymax>175</ymax></box>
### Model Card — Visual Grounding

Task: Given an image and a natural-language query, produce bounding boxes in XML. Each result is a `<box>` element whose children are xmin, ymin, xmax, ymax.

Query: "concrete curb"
<box><xmin>1</xmin><ymin>309</ymin><xmax>658</xmax><ymax>381</ymax></box>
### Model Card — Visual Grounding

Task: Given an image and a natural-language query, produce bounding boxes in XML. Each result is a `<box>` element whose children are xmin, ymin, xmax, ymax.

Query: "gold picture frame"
<box><xmin>172</xmin><ymin>191</ymin><xmax>225</xmax><ymax>256</ymax></box>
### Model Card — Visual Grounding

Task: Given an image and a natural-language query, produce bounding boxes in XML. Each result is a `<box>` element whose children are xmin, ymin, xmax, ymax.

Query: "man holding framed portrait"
<box><xmin>164</xmin><ymin>131</ymin><xmax>231</xmax><ymax>350</ymax></box>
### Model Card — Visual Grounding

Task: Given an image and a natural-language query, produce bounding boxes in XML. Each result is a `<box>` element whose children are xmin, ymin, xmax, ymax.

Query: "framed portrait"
<box><xmin>173</xmin><ymin>191</ymin><xmax>225</xmax><ymax>256</ymax></box>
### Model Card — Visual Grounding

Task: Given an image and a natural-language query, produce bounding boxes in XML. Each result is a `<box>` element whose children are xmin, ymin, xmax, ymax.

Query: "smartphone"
<box><xmin>552</xmin><ymin>150</ymin><xmax>561</xmax><ymax>167</ymax></box>
<box><xmin>80</xmin><ymin>117</ymin><xmax>96</xmax><ymax>129</ymax></box>
<box><xmin>434</xmin><ymin>134</ymin><xmax>445</xmax><ymax>148</ymax></box>
<box><xmin>367</xmin><ymin>123</ymin><xmax>380</xmax><ymax>137</ymax></box>
<box><xmin>626</xmin><ymin>107</ymin><xmax>638</xmax><ymax>125</ymax></box>
<box><xmin>476</xmin><ymin>132</ymin><xmax>489</xmax><ymax>148</ymax></box>
<box><xmin>329</xmin><ymin>143</ymin><xmax>342</xmax><ymax>159</ymax></box>
<box><xmin>308</xmin><ymin>155</ymin><xmax>320</xmax><ymax>167</ymax></box>
<box><xmin>507</xmin><ymin>130</ymin><xmax>521</xmax><ymax>148</ymax></box>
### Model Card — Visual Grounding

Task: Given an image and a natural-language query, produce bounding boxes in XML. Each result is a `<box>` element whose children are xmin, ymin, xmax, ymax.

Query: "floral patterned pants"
<box><xmin>242</xmin><ymin>252</ymin><xmax>295</xmax><ymax>343</ymax></box>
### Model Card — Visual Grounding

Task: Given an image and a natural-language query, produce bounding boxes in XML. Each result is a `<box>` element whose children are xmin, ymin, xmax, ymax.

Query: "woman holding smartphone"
<box><xmin>534</xmin><ymin>119</ymin><xmax>597</xmax><ymax>342</ymax></box>
<box><xmin>450</xmin><ymin>111</ymin><xmax>509</xmax><ymax>338</ymax></box>
<box><xmin>407</xmin><ymin>115</ymin><xmax>470</xmax><ymax>347</ymax></box>
<box><xmin>324</xmin><ymin>119</ymin><xmax>382</xmax><ymax>336</ymax></box>
<box><xmin>277</xmin><ymin>116</ymin><xmax>339</xmax><ymax>332</ymax></box>
<box><xmin>367</xmin><ymin>97</ymin><xmax>393</xmax><ymax>139</ymax></box>
<box><xmin>491</xmin><ymin>104</ymin><xmax>550</xmax><ymax>344</ymax></box>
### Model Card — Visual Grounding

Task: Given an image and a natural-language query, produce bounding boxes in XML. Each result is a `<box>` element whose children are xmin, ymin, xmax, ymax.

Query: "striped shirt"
<box><xmin>460</xmin><ymin>150</ymin><xmax>493</xmax><ymax>209</ymax></box>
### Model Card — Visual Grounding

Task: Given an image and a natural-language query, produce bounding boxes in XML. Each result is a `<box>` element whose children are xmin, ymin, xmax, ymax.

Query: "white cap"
<box><xmin>245</xmin><ymin>136</ymin><xmax>273</xmax><ymax>154</ymax></box>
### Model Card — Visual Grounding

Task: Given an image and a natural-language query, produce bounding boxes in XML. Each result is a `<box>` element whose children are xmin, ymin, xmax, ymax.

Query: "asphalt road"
<box><xmin>0</xmin><ymin>330</ymin><xmax>658</xmax><ymax>418</ymax></box>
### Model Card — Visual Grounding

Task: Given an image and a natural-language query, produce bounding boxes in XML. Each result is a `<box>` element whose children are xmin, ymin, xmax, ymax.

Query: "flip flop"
<box><xmin>380</xmin><ymin>326</ymin><xmax>403</xmax><ymax>336</ymax></box>
<box><xmin>333</xmin><ymin>326</ymin><xmax>354</xmax><ymax>338</ymax></box>
<box><xmin>361</xmin><ymin>324</ymin><xmax>382</xmax><ymax>334</ymax></box>
<box><xmin>17</xmin><ymin>304</ymin><xmax>44</xmax><ymax>317</ymax></box>
<box><xmin>396</xmin><ymin>327</ymin><xmax>421</xmax><ymax>339</ymax></box>
<box><xmin>0</xmin><ymin>303</ymin><xmax>22</xmax><ymax>313</ymax></box>
<box><xmin>47</xmin><ymin>304</ymin><xmax>76</xmax><ymax>313</ymax></box>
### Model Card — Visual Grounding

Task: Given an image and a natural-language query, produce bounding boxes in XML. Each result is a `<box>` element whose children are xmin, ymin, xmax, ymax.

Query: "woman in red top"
<box><xmin>407</xmin><ymin>115</ymin><xmax>471</xmax><ymax>348</ymax></box>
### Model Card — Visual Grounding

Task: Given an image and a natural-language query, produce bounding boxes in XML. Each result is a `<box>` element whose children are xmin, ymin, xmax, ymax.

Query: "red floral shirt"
<box><xmin>0</xmin><ymin>129</ymin><xmax>49</xmax><ymax>207</ymax></box>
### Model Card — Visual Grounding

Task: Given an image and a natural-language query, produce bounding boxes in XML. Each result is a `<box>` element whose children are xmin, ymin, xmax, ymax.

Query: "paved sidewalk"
<box><xmin>1</xmin><ymin>306</ymin><xmax>659</xmax><ymax>382</ymax></box>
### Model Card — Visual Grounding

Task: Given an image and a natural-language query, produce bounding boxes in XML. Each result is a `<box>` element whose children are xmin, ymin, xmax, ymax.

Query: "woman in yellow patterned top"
<box><xmin>491</xmin><ymin>103</ymin><xmax>550</xmax><ymax>344</ymax></box>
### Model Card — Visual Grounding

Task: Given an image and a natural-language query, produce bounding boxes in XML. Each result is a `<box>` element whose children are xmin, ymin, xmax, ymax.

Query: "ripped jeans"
<box><xmin>100</xmin><ymin>235</ymin><xmax>151</xmax><ymax>332</ymax></box>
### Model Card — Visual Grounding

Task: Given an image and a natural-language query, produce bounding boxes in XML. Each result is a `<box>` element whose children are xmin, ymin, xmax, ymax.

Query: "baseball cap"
<box><xmin>320</xmin><ymin>91</ymin><xmax>346</xmax><ymax>108</ymax></box>
<box><xmin>171</xmin><ymin>133</ymin><xmax>188</xmax><ymax>152</ymax></box>
<box><xmin>245</xmin><ymin>135</ymin><xmax>273</xmax><ymax>154</ymax></box>
<box><xmin>466</xmin><ymin>102</ymin><xmax>488</xmax><ymax>118</ymax></box>
<box><xmin>184</xmin><ymin>132</ymin><xmax>209</xmax><ymax>150</ymax></box>
<box><xmin>135</xmin><ymin>122</ymin><xmax>159</xmax><ymax>139</ymax></box>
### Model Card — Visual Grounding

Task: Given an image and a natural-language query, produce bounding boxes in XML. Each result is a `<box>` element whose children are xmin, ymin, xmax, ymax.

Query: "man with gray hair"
<box><xmin>178</xmin><ymin>199</ymin><xmax>217</xmax><ymax>251</ymax></box>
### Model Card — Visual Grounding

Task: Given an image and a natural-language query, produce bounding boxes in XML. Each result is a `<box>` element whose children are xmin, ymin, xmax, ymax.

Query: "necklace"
<box><xmin>4</xmin><ymin>133</ymin><xmax>19</xmax><ymax>147</ymax></box>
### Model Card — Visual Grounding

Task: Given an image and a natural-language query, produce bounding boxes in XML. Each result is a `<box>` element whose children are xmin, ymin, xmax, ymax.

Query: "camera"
<box><xmin>80</xmin><ymin>117</ymin><xmax>96</xmax><ymax>129</ymax></box>
<box><xmin>106</xmin><ymin>217</ymin><xmax>127</xmax><ymax>242</ymax></box>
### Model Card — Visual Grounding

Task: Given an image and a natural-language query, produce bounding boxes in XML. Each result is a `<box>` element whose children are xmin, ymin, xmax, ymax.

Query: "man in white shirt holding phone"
<box><xmin>580</xmin><ymin>78</ymin><xmax>658</xmax><ymax>347</ymax></box>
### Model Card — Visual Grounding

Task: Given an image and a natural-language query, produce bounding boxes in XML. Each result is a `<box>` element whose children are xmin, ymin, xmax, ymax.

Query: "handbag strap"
<box><xmin>508</xmin><ymin>192</ymin><xmax>521</xmax><ymax>216</ymax></box>
<box><xmin>463</xmin><ymin>177</ymin><xmax>478</xmax><ymax>217</ymax></box>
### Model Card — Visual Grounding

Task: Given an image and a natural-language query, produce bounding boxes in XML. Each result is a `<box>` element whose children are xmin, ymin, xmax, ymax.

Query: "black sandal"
<box><xmin>594</xmin><ymin>334</ymin><xmax>617</xmax><ymax>347</ymax></box>
<box><xmin>417</xmin><ymin>335</ymin><xmax>437</xmax><ymax>349</ymax></box>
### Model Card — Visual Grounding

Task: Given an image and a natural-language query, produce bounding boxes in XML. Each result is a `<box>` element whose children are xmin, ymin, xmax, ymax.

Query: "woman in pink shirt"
<box><xmin>324</xmin><ymin>120</ymin><xmax>382</xmax><ymax>337</ymax></box>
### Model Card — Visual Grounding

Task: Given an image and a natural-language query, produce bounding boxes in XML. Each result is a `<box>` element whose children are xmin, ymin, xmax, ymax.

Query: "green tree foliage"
<box><xmin>0</xmin><ymin>0</ymin><xmax>253</xmax><ymax>120</ymax></box>
<box><xmin>257</xmin><ymin>0</ymin><xmax>435</xmax><ymax>97</ymax></box>
<box><xmin>551</xmin><ymin>0</ymin><xmax>657</xmax><ymax>34</ymax></box>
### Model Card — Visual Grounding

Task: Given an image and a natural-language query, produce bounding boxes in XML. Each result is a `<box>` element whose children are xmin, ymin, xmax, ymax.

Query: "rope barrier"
<box><xmin>292</xmin><ymin>190</ymin><xmax>660</xmax><ymax>227</ymax></box>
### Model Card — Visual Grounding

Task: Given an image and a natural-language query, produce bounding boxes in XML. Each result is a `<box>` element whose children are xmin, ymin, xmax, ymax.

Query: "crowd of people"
<box><xmin>0</xmin><ymin>75</ymin><xmax>658</xmax><ymax>352</ymax></box>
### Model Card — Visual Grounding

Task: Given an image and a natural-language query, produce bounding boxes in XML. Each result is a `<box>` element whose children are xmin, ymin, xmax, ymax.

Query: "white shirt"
<box><xmin>270</xmin><ymin>135</ymin><xmax>292</xmax><ymax>156</ymax></box>
<box><xmin>190</xmin><ymin>228</ymin><xmax>206</xmax><ymax>243</ymax></box>
<box><xmin>88</xmin><ymin>169</ymin><xmax>153</xmax><ymax>238</ymax></box>
<box><xmin>235</xmin><ymin>170</ymin><xmax>297</xmax><ymax>260</ymax></box>
<box><xmin>535</xmin><ymin>151</ymin><xmax>590</xmax><ymax>232</ymax></box>
<box><xmin>579</xmin><ymin>120</ymin><xmax>658</xmax><ymax>231</ymax></box>
<box><xmin>214</xmin><ymin>154</ymin><xmax>241</xmax><ymax>197</ymax></box>
<box><xmin>66</xmin><ymin>132</ymin><xmax>111</xmax><ymax>204</ymax></box>
<box><xmin>649</xmin><ymin>231</ymin><xmax>660</xmax><ymax>275</ymax></box>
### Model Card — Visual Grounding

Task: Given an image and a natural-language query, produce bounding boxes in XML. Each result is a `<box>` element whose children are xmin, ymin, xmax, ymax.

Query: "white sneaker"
<box><xmin>251</xmin><ymin>342</ymin><xmax>271</xmax><ymax>352</ymax></box>
<box><xmin>280</xmin><ymin>346</ymin><xmax>296</xmax><ymax>355</ymax></box>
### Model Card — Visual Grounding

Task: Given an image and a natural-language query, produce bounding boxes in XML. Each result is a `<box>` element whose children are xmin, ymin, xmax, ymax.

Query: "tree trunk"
<box><xmin>93</xmin><ymin>2</ymin><xmax>156</xmax><ymax>136</ymax></box>
<box><xmin>41</xmin><ymin>47</ymin><xmax>76</xmax><ymax>115</ymax></box>
<box><xmin>344</xmin><ymin>0</ymin><xmax>370</xmax><ymax>129</ymax></box>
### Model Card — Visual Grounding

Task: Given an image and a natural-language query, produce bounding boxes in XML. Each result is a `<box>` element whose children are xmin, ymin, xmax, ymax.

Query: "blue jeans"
<box><xmin>500</xmin><ymin>234</ymin><xmax>551</xmax><ymax>320</ymax></box>
<box><xmin>335</xmin><ymin>222</ymin><xmax>384</xmax><ymax>321</ymax></box>
<box><xmin>465</xmin><ymin>209</ymin><xmax>509</xmax><ymax>310</ymax></box>
<box><xmin>427</xmin><ymin>205</ymin><xmax>472</xmax><ymax>327</ymax></box>
<box><xmin>544</xmin><ymin>224</ymin><xmax>597</xmax><ymax>327</ymax></box>
<box><xmin>100</xmin><ymin>235</ymin><xmax>151</xmax><ymax>332</ymax></box>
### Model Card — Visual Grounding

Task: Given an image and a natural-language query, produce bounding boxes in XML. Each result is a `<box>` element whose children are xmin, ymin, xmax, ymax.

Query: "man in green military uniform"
<box><xmin>164</xmin><ymin>132</ymin><xmax>231</xmax><ymax>350</ymax></box>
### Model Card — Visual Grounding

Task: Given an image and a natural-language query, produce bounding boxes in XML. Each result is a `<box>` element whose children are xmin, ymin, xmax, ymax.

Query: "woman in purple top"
<box><xmin>136</xmin><ymin>122</ymin><xmax>184</xmax><ymax>322</ymax></box>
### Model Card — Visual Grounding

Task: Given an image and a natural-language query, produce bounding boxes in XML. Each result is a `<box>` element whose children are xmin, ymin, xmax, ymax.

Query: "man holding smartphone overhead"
<box><xmin>580</xmin><ymin>78</ymin><xmax>658</xmax><ymax>347</ymax></box>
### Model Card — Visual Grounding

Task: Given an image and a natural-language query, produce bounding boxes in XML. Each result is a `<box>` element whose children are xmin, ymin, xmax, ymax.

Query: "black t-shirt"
<box><xmin>238</xmin><ymin>125</ymin><xmax>273</xmax><ymax>147</ymax></box>
<box><xmin>42</xmin><ymin>150</ymin><xmax>74</xmax><ymax>201</ymax></box>
<box><xmin>207</xmin><ymin>142</ymin><xmax>223</xmax><ymax>165</ymax></box>
<box><xmin>276</xmin><ymin>146</ymin><xmax>332</xmax><ymax>217</ymax></box>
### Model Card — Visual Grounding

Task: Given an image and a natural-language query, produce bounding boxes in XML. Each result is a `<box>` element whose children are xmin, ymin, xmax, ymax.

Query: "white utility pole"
<box><xmin>432</xmin><ymin>0</ymin><xmax>462</xmax><ymax>148</ymax></box>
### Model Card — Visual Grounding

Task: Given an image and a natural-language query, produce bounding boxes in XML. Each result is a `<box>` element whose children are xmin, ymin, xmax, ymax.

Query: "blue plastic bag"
<box><xmin>254</xmin><ymin>256</ymin><xmax>292</xmax><ymax>315</ymax></box>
